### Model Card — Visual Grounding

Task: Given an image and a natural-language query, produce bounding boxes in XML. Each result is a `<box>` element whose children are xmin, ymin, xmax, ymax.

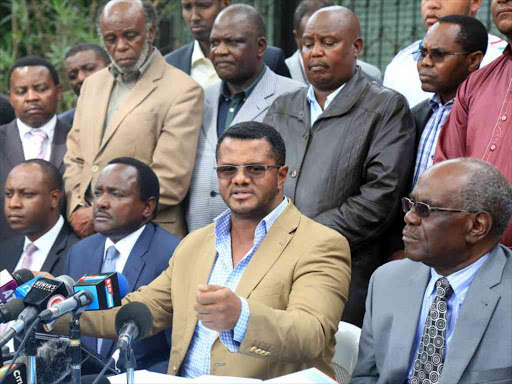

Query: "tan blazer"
<box><xmin>63</xmin><ymin>51</ymin><xmax>204</xmax><ymax>237</ymax></box>
<box><xmin>73</xmin><ymin>202</ymin><xmax>351</xmax><ymax>380</ymax></box>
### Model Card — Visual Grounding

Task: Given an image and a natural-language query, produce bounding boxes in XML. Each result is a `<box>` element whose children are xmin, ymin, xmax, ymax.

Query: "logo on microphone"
<box><xmin>34</xmin><ymin>281</ymin><xmax>58</xmax><ymax>292</ymax></box>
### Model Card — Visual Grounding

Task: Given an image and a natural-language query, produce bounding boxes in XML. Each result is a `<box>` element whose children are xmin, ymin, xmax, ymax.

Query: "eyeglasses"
<box><xmin>401</xmin><ymin>197</ymin><xmax>478</xmax><ymax>218</ymax></box>
<box><xmin>215</xmin><ymin>164</ymin><xmax>281</xmax><ymax>179</ymax></box>
<box><xmin>412</xmin><ymin>48</ymin><xmax>470</xmax><ymax>63</ymax></box>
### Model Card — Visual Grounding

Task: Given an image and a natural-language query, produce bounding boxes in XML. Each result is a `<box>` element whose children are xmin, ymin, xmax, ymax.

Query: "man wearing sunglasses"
<box><xmin>384</xmin><ymin>0</ymin><xmax>506</xmax><ymax>108</ymax></box>
<box><xmin>352</xmin><ymin>158</ymin><xmax>512</xmax><ymax>384</ymax></box>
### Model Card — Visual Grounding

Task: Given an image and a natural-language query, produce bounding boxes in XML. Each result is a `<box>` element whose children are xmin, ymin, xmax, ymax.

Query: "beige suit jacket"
<box><xmin>72</xmin><ymin>202</ymin><xmax>351</xmax><ymax>379</ymax></box>
<box><xmin>63</xmin><ymin>51</ymin><xmax>204</xmax><ymax>237</ymax></box>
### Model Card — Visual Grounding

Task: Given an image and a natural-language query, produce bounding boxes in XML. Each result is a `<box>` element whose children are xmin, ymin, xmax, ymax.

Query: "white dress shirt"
<box><xmin>306</xmin><ymin>83</ymin><xmax>346</xmax><ymax>127</ymax></box>
<box><xmin>190</xmin><ymin>40</ymin><xmax>220</xmax><ymax>89</ymax></box>
<box><xmin>383</xmin><ymin>33</ymin><xmax>507</xmax><ymax>108</ymax></box>
<box><xmin>15</xmin><ymin>215</ymin><xmax>64</xmax><ymax>271</ymax></box>
<box><xmin>16</xmin><ymin>115</ymin><xmax>57</xmax><ymax>161</ymax></box>
<box><xmin>102</xmin><ymin>225</ymin><xmax>146</xmax><ymax>273</ymax></box>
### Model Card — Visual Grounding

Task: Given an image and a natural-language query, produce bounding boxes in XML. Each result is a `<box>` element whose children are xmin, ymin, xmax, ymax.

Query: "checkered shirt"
<box><xmin>180</xmin><ymin>198</ymin><xmax>289</xmax><ymax>378</ymax></box>
<box><xmin>411</xmin><ymin>94</ymin><xmax>454</xmax><ymax>187</ymax></box>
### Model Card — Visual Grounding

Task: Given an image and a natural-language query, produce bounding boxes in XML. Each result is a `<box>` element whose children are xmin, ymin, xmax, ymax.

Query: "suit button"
<box><xmin>255</xmin><ymin>348</ymin><xmax>262</xmax><ymax>354</ymax></box>
<box><xmin>265</xmin><ymin>351</ymin><xmax>270</xmax><ymax>356</ymax></box>
<box><xmin>490</xmin><ymin>144</ymin><xmax>497</xmax><ymax>151</ymax></box>
<box><xmin>92</xmin><ymin>165</ymin><xmax>99</xmax><ymax>173</ymax></box>
<box><xmin>210</xmin><ymin>191</ymin><xmax>217</xmax><ymax>197</ymax></box>
<box><xmin>290</xmin><ymin>170</ymin><xmax>298</xmax><ymax>178</ymax></box>
<box><xmin>173</xmin><ymin>366</ymin><xmax>177</xmax><ymax>371</ymax></box>
<box><xmin>250</xmin><ymin>346</ymin><xmax>257</xmax><ymax>352</ymax></box>
<box><xmin>259</xmin><ymin>350</ymin><xmax>266</xmax><ymax>356</ymax></box>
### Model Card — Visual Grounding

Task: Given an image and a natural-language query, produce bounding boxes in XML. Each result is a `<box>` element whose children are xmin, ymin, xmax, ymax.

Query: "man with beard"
<box><xmin>63</xmin><ymin>0</ymin><xmax>203</xmax><ymax>239</ymax></box>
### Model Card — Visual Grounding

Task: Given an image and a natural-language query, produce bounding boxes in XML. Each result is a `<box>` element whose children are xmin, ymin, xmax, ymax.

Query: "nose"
<box><xmin>214</xmin><ymin>41</ymin><xmax>229</xmax><ymax>56</ymax></box>
<box><xmin>94</xmin><ymin>192</ymin><xmax>110</xmax><ymax>209</ymax></box>
<box><xmin>420</xmin><ymin>51</ymin><xmax>434</xmax><ymax>67</ymax></box>
<box><xmin>426</xmin><ymin>0</ymin><xmax>441</xmax><ymax>9</ymax></box>
<box><xmin>191</xmin><ymin>7</ymin><xmax>200</xmax><ymax>21</ymax></box>
<box><xmin>25</xmin><ymin>88</ymin><xmax>40</xmax><ymax>102</ymax></box>
<box><xmin>311</xmin><ymin>41</ymin><xmax>324</xmax><ymax>57</ymax></box>
<box><xmin>404</xmin><ymin>208</ymin><xmax>421</xmax><ymax>226</ymax></box>
<box><xmin>116</xmin><ymin>38</ymin><xmax>129</xmax><ymax>52</ymax></box>
<box><xmin>77</xmin><ymin>70</ymin><xmax>87</xmax><ymax>85</ymax></box>
<box><xmin>7</xmin><ymin>193</ymin><xmax>22</xmax><ymax>209</ymax></box>
<box><xmin>232</xmin><ymin>167</ymin><xmax>250</xmax><ymax>184</ymax></box>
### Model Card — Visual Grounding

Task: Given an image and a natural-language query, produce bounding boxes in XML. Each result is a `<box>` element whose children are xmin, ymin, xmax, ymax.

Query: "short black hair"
<box><xmin>19</xmin><ymin>159</ymin><xmax>63</xmax><ymax>192</ymax></box>
<box><xmin>216</xmin><ymin>122</ymin><xmax>286</xmax><ymax>166</ymax></box>
<box><xmin>438</xmin><ymin>15</ymin><xmax>488</xmax><ymax>56</ymax></box>
<box><xmin>294</xmin><ymin>0</ymin><xmax>333</xmax><ymax>30</ymax></box>
<box><xmin>64</xmin><ymin>43</ymin><xmax>111</xmax><ymax>65</ymax></box>
<box><xmin>7</xmin><ymin>56</ymin><xmax>59</xmax><ymax>90</ymax></box>
<box><xmin>107</xmin><ymin>157</ymin><xmax>160</xmax><ymax>218</ymax></box>
<box><xmin>219</xmin><ymin>4</ymin><xmax>266</xmax><ymax>38</ymax></box>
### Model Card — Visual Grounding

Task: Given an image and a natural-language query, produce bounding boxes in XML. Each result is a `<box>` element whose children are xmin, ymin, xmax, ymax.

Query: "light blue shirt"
<box><xmin>306</xmin><ymin>83</ymin><xmax>345</xmax><ymax>127</ymax></box>
<box><xmin>180</xmin><ymin>198</ymin><xmax>289</xmax><ymax>378</ymax></box>
<box><xmin>407</xmin><ymin>252</ymin><xmax>490</xmax><ymax>379</ymax></box>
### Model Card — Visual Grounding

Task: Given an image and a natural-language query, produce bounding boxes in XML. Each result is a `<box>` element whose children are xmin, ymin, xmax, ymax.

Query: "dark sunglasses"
<box><xmin>401</xmin><ymin>197</ymin><xmax>478</xmax><ymax>218</ymax></box>
<box><xmin>215</xmin><ymin>164</ymin><xmax>281</xmax><ymax>179</ymax></box>
<box><xmin>412</xmin><ymin>48</ymin><xmax>470</xmax><ymax>63</ymax></box>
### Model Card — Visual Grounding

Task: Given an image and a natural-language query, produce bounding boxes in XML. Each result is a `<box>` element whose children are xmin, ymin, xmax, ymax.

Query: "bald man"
<box><xmin>384</xmin><ymin>0</ymin><xmax>507</xmax><ymax>108</ymax></box>
<box><xmin>64</xmin><ymin>0</ymin><xmax>203</xmax><ymax>239</ymax></box>
<box><xmin>264</xmin><ymin>6</ymin><xmax>415</xmax><ymax>327</ymax></box>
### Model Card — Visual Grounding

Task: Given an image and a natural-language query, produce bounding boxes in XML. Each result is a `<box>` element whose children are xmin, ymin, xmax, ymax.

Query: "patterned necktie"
<box><xmin>28</xmin><ymin>129</ymin><xmax>49</xmax><ymax>159</ymax></box>
<box><xmin>22</xmin><ymin>243</ymin><xmax>38</xmax><ymax>270</ymax></box>
<box><xmin>411</xmin><ymin>277</ymin><xmax>454</xmax><ymax>384</ymax></box>
<box><xmin>97</xmin><ymin>245</ymin><xmax>120</xmax><ymax>354</ymax></box>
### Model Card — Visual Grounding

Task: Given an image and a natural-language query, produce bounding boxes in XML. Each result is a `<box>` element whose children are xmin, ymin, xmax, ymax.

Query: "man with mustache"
<box><xmin>384</xmin><ymin>0</ymin><xmax>506</xmax><ymax>108</ymax></box>
<box><xmin>65</xmin><ymin>157</ymin><xmax>179</xmax><ymax>373</ymax></box>
<box><xmin>352</xmin><ymin>158</ymin><xmax>512</xmax><ymax>384</ymax></box>
<box><xmin>186</xmin><ymin>4</ymin><xmax>304</xmax><ymax>232</ymax></box>
<box><xmin>435</xmin><ymin>0</ymin><xmax>512</xmax><ymax>249</ymax></box>
<box><xmin>0</xmin><ymin>160</ymin><xmax>78</xmax><ymax>276</ymax></box>
<box><xmin>263</xmin><ymin>6</ymin><xmax>415</xmax><ymax>327</ymax></box>
<box><xmin>63</xmin><ymin>0</ymin><xmax>203</xmax><ymax>240</ymax></box>
<box><xmin>0</xmin><ymin>56</ymin><xmax>70</xmax><ymax>241</ymax></box>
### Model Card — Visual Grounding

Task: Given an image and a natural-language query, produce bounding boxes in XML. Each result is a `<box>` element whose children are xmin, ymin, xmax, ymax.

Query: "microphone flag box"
<box><xmin>0</xmin><ymin>363</ymin><xmax>27</xmax><ymax>384</ymax></box>
<box><xmin>15</xmin><ymin>276</ymin><xmax>43</xmax><ymax>299</ymax></box>
<box><xmin>23</xmin><ymin>277</ymin><xmax>70</xmax><ymax>311</ymax></box>
<box><xmin>0</xmin><ymin>270</ymin><xmax>19</xmax><ymax>305</ymax></box>
<box><xmin>74</xmin><ymin>273</ymin><xmax>122</xmax><ymax>310</ymax></box>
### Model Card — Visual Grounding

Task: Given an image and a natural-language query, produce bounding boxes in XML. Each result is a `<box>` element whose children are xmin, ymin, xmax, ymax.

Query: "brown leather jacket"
<box><xmin>264</xmin><ymin>68</ymin><xmax>416</xmax><ymax>275</ymax></box>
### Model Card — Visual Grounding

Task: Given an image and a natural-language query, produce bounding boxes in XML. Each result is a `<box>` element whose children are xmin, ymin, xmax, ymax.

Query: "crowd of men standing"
<box><xmin>0</xmin><ymin>0</ymin><xmax>511</xmax><ymax>383</ymax></box>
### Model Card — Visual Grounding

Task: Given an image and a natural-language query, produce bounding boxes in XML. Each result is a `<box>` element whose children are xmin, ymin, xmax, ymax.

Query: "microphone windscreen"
<box><xmin>0</xmin><ymin>298</ymin><xmax>25</xmax><ymax>322</ymax></box>
<box><xmin>116</xmin><ymin>273</ymin><xmax>129</xmax><ymax>299</ymax></box>
<box><xmin>55</xmin><ymin>275</ymin><xmax>75</xmax><ymax>295</ymax></box>
<box><xmin>12</xmin><ymin>269</ymin><xmax>34</xmax><ymax>286</ymax></box>
<box><xmin>115</xmin><ymin>302</ymin><xmax>153</xmax><ymax>340</ymax></box>
<box><xmin>81</xmin><ymin>374</ymin><xmax>110</xmax><ymax>384</ymax></box>
<box><xmin>36</xmin><ymin>338</ymin><xmax>71</xmax><ymax>384</ymax></box>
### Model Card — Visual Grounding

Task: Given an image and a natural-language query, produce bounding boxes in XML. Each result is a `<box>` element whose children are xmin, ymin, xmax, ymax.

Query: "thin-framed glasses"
<box><xmin>215</xmin><ymin>164</ymin><xmax>281</xmax><ymax>179</ymax></box>
<box><xmin>412</xmin><ymin>48</ymin><xmax>470</xmax><ymax>63</ymax></box>
<box><xmin>401</xmin><ymin>197</ymin><xmax>479</xmax><ymax>218</ymax></box>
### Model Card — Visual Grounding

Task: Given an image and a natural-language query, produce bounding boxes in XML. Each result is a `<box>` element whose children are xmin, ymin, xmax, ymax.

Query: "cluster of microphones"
<box><xmin>0</xmin><ymin>268</ymin><xmax>154</xmax><ymax>384</ymax></box>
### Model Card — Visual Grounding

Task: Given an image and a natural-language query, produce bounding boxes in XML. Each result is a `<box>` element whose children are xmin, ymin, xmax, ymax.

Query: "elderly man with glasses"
<box><xmin>352</xmin><ymin>158</ymin><xmax>512</xmax><ymax>384</ymax></box>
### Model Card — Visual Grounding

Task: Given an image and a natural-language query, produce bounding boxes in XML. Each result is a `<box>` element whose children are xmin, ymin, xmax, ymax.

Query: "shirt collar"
<box><xmin>109</xmin><ymin>48</ymin><xmax>158</xmax><ymax>82</ymax></box>
<box><xmin>17</xmin><ymin>115</ymin><xmax>57</xmax><ymax>138</ymax></box>
<box><xmin>23</xmin><ymin>215</ymin><xmax>64</xmax><ymax>256</ymax></box>
<box><xmin>220</xmin><ymin>66</ymin><xmax>267</xmax><ymax>100</ymax></box>
<box><xmin>104</xmin><ymin>224</ymin><xmax>146</xmax><ymax>260</ymax></box>
<box><xmin>191</xmin><ymin>39</ymin><xmax>208</xmax><ymax>65</ymax></box>
<box><xmin>429</xmin><ymin>93</ymin><xmax>455</xmax><ymax>110</ymax></box>
<box><xmin>306</xmin><ymin>82</ymin><xmax>346</xmax><ymax>111</ymax></box>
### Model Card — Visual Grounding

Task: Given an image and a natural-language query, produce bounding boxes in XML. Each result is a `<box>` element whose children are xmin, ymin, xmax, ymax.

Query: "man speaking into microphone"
<box><xmin>55</xmin><ymin>124</ymin><xmax>351</xmax><ymax>380</ymax></box>
<box><xmin>64</xmin><ymin>157</ymin><xmax>179</xmax><ymax>373</ymax></box>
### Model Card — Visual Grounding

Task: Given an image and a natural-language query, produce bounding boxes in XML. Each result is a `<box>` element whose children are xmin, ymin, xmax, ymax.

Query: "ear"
<box><xmin>353</xmin><ymin>37</ymin><xmax>363</xmax><ymax>58</ymax></box>
<box><xmin>465</xmin><ymin>211</ymin><xmax>492</xmax><ymax>244</ymax></box>
<box><xmin>50</xmin><ymin>189</ymin><xmax>62</xmax><ymax>210</ymax></box>
<box><xmin>147</xmin><ymin>24</ymin><xmax>157</xmax><ymax>44</ymax></box>
<box><xmin>257</xmin><ymin>36</ymin><xmax>267</xmax><ymax>58</ymax></box>
<box><xmin>469</xmin><ymin>0</ymin><xmax>483</xmax><ymax>16</ymax></box>
<box><xmin>143</xmin><ymin>197</ymin><xmax>156</xmax><ymax>221</ymax></box>
<box><xmin>467</xmin><ymin>51</ymin><xmax>484</xmax><ymax>73</ymax></box>
<box><xmin>277</xmin><ymin>165</ymin><xmax>289</xmax><ymax>191</ymax></box>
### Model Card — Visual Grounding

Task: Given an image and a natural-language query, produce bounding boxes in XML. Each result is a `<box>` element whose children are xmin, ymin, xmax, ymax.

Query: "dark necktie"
<box><xmin>411</xmin><ymin>277</ymin><xmax>454</xmax><ymax>384</ymax></box>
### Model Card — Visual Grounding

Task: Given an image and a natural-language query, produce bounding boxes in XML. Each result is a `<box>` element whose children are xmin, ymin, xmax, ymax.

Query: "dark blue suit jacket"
<box><xmin>164</xmin><ymin>41</ymin><xmax>291</xmax><ymax>78</ymax></box>
<box><xmin>66</xmin><ymin>222</ymin><xmax>179</xmax><ymax>373</ymax></box>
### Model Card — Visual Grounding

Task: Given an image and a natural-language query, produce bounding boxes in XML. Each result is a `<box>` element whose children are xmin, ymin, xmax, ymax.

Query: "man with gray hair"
<box><xmin>352</xmin><ymin>158</ymin><xmax>512</xmax><ymax>383</ymax></box>
<box><xmin>63</xmin><ymin>0</ymin><xmax>203</xmax><ymax>239</ymax></box>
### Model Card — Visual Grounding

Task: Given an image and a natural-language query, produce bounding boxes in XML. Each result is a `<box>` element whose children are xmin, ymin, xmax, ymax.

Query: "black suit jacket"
<box><xmin>411</xmin><ymin>99</ymin><xmax>434</xmax><ymax>152</ymax></box>
<box><xmin>0</xmin><ymin>118</ymin><xmax>71</xmax><ymax>241</ymax></box>
<box><xmin>0</xmin><ymin>221</ymin><xmax>79</xmax><ymax>276</ymax></box>
<box><xmin>164</xmin><ymin>41</ymin><xmax>291</xmax><ymax>78</ymax></box>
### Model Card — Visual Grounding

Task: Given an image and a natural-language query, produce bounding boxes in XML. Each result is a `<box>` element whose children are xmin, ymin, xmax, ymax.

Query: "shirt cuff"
<box><xmin>218</xmin><ymin>297</ymin><xmax>250</xmax><ymax>352</ymax></box>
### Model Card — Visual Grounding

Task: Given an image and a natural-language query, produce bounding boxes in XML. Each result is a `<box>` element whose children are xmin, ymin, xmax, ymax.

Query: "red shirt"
<box><xmin>435</xmin><ymin>46</ymin><xmax>512</xmax><ymax>247</ymax></box>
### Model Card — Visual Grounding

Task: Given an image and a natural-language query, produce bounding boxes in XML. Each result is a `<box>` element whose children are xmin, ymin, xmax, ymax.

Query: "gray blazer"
<box><xmin>351</xmin><ymin>244</ymin><xmax>512</xmax><ymax>384</ymax></box>
<box><xmin>185</xmin><ymin>68</ymin><xmax>304</xmax><ymax>232</ymax></box>
<box><xmin>285</xmin><ymin>50</ymin><xmax>383</xmax><ymax>84</ymax></box>
<box><xmin>0</xmin><ymin>118</ymin><xmax>70</xmax><ymax>240</ymax></box>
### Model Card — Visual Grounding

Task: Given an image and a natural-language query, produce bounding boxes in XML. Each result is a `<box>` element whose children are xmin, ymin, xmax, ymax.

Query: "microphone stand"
<box><xmin>25</xmin><ymin>321</ymin><xmax>38</xmax><ymax>384</ymax></box>
<box><xmin>69</xmin><ymin>312</ymin><xmax>83</xmax><ymax>384</ymax></box>
<box><xmin>124</xmin><ymin>346</ymin><xmax>136</xmax><ymax>384</ymax></box>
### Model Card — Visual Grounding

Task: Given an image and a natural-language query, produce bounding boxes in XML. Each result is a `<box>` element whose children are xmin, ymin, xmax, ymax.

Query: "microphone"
<box><xmin>73</xmin><ymin>273</ymin><xmax>129</xmax><ymax>311</ymax></box>
<box><xmin>0</xmin><ymin>269</ymin><xmax>34</xmax><ymax>306</ymax></box>
<box><xmin>114</xmin><ymin>302</ymin><xmax>153</xmax><ymax>352</ymax></box>
<box><xmin>0</xmin><ymin>299</ymin><xmax>25</xmax><ymax>324</ymax></box>
<box><xmin>38</xmin><ymin>290</ymin><xmax>94</xmax><ymax>322</ymax></box>
<box><xmin>0</xmin><ymin>363</ymin><xmax>26</xmax><ymax>384</ymax></box>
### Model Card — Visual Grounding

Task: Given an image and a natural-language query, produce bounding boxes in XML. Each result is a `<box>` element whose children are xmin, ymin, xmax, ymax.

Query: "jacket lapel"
<box><xmin>90</xmin><ymin>71</ymin><xmax>115</xmax><ymax>153</ymax></box>
<box><xmin>388</xmin><ymin>264</ymin><xmax>430</xmax><ymax>382</ymax></box>
<box><xmin>235</xmin><ymin>203</ymin><xmax>299</xmax><ymax>298</ymax></box>
<box><xmin>4</xmin><ymin>237</ymin><xmax>24</xmax><ymax>272</ymax></box>
<box><xmin>121</xmin><ymin>224</ymin><xmax>153</xmax><ymax>293</ymax></box>
<box><xmin>40</xmin><ymin>224</ymin><xmax>68</xmax><ymax>274</ymax></box>
<box><xmin>203</xmin><ymin>83</ymin><xmax>222</xmax><ymax>150</ymax></box>
<box><xmin>440</xmin><ymin>246</ymin><xmax>506</xmax><ymax>384</ymax></box>
<box><xmin>4</xmin><ymin>121</ymin><xmax>25</xmax><ymax>168</ymax></box>
<box><xmin>98</xmin><ymin>52</ymin><xmax>164</xmax><ymax>153</ymax></box>
<box><xmin>49</xmin><ymin>120</ymin><xmax>70</xmax><ymax>172</ymax></box>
